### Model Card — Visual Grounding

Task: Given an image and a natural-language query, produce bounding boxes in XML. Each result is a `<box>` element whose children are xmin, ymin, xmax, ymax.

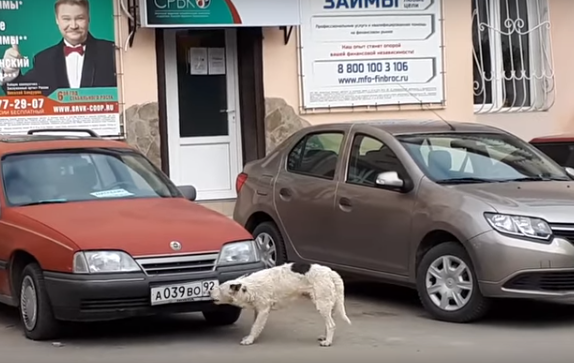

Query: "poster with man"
<box><xmin>0</xmin><ymin>0</ymin><xmax>120</xmax><ymax>136</ymax></box>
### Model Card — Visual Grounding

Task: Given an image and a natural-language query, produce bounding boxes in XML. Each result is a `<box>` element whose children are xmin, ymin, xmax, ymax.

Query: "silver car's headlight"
<box><xmin>484</xmin><ymin>213</ymin><xmax>553</xmax><ymax>241</ymax></box>
<box><xmin>73</xmin><ymin>251</ymin><xmax>142</xmax><ymax>274</ymax></box>
<box><xmin>217</xmin><ymin>241</ymin><xmax>260</xmax><ymax>266</ymax></box>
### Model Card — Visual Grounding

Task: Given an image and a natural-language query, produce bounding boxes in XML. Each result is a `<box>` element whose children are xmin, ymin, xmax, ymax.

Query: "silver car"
<box><xmin>234</xmin><ymin>120</ymin><xmax>574</xmax><ymax>323</ymax></box>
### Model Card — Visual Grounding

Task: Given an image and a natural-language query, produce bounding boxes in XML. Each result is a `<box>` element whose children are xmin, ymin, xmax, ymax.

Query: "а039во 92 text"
<box><xmin>150</xmin><ymin>280</ymin><xmax>218</xmax><ymax>306</ymax></box>
<box><xmin>337</xmin><ymin>61</ymin><xmax>409</xmax><ymax>74</ymax></box>
<box><xmin>0</xmin><ymin>99</ymin><xmax>45</xmax><ymax>110</ymax></box>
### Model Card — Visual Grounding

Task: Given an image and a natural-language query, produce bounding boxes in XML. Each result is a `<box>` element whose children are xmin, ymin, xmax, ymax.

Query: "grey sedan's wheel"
<box><xmin>202</xmin><ymin>305</ymin><xmax>242</xmax><ymax>326</ymax></box>
<box><xmin>252</xmin><ymin>222</ymin><xmax>287</xmax><ymax>267</ymax></box>
<box><xmin>19</xmin><ymin>263</ymin><xmax>61</xmax><ymax>340</ymax></box>
<box><xmin>426</xmin><ymin>255</ymin><xmax>473</xmax><ymax>311</ymax></box>
<box><xmin>416</xmin><ymin>242</ymin><xmax>491</xmax><ymax>323</ymax></box>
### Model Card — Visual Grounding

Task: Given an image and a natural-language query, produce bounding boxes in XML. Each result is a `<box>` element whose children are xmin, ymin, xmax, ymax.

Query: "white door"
<box><xmin>164</xmin><ymin>29</ymin><xmax>242</xmax><ymax>201</ymax></box>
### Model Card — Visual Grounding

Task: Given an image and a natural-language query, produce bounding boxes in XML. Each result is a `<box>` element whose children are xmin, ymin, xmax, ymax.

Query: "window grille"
<box><xmin>472</xmin><ymin>0</ymin><xmax>555</xmax><ymax>113</ymax></box>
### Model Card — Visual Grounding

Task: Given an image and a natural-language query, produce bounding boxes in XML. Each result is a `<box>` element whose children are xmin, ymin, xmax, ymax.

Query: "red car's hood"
<box><xmin>11</xmin><ymin>198</ymin><xmax>252</xmax><ymax>257</ymax></box>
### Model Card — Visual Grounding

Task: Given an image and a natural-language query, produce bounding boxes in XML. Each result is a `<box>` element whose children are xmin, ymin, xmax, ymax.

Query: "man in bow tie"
<box><xmin>0</xmin><ymin>0</ymin><xmax>117</xmax><ymax>97</ymax></box>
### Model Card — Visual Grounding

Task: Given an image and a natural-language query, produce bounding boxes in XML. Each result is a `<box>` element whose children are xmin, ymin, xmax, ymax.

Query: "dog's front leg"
<box><xmin>240</xmin><ymin>307</ymin><xmax>270</xmax><ymax>346</ymax></box>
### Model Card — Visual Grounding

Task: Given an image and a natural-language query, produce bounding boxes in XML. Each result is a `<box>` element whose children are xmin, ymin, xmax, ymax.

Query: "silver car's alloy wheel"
<box><xmin>255</xmin><ymin>232</ymin><xmax>277</xmax><ymax>268</ymax></box>
<box><xmin>425</xmin><ymin>255</ymin><xmax>473</xmax><ymax>312</ymax></box>
<box><xmin>20</xmin><ymin>275</ymin><xmax>38</xmax><ymax>331</ymax></box>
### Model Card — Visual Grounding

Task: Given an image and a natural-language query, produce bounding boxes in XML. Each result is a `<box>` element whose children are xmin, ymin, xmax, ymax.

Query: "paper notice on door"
<box><xmin>189</xmin><ymin>47</ymin><xmax>208</xmax><ymax>75</ymax></box>
<box><xmin>208</xmin><ymin>47</ymin><xmax>226</xmax><ymax>75</ymax></box>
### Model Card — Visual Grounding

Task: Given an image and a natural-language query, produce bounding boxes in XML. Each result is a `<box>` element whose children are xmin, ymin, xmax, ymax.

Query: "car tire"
<box><xmin>416</xmin><ymin>242</ymin><xmax>491</xmax><ymax>323</ymax></box>
<box><xmin>18</xmin><ymin>263</ymin><xmax>61</xmax><ymax>340</ymax></box>
<box><xmin>202</xmin><ymin>305</ymin><xmax>242</xmax><ymax>326</ymax></box>
<box><xmin>252</xmin><ymin>221</ymin><xmax>287</xmax><ymax>267</ymax></box>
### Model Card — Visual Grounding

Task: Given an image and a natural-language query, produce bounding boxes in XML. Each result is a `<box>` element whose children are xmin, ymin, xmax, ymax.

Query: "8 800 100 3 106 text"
<box><xmin>337</xmin><ymin>61</ymin><xmax>409</xmax><ymax>74</ymax></box>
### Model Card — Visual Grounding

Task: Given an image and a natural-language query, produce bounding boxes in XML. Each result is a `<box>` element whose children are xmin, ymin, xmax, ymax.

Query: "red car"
<box><xmin>0</xmin><ymin>129</ymin><xmax>264</xmax><ymax>340</ymax></box>
<box><xmin>530</xmin><ymin>133</ymin><xmax>574</xmax><ymax>168</ymax></box>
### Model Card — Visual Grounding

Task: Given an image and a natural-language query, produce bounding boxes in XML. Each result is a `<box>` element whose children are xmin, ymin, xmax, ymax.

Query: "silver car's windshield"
<box><xmin>2</xmin><ymin>149</ymin><xmax>180</xmax><ymax>206</ymax></box>
<box><xmin>397</xmin><ymin>133</ymin><xmax>571</xmax><ymax>184</ymax></box>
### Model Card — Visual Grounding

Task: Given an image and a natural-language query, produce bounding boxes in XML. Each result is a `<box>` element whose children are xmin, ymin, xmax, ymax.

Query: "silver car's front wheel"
<box><xmin>255</xmin><ymin>232</ymin><xmax>277</xmax><ymax>268</ymax></box>
<box><xmin>425</xmin><ymin>255</ymin><xmax>473</xmax><ymax>311</ymax></box>
<box><xmin>252</xmin><ymin>221</ymin><xmax>287</xmax><ymax>268</ymax></box>
<box><xmin>416</xmin><ymin>242</ymin><xmax>491</xmax><ymax>323</ymax></box>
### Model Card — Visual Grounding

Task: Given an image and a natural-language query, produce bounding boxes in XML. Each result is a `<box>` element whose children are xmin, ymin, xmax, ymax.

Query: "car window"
<box><xmin>418</xmin><ymin>138</ymin><xmax>474</xmax><ymax>173</ymax></box>
<box><xmin>347</xmin><ymin>134</ymin><xmax>405</xmax><ymax>187</ymax></box>
<box><xmin>531</xmin><ymin>142</ymin><xmax>574</xmax><ymax>168</ymax></box>
<box><xmin>398</xmin><ymin>133</ymin><xmax>570</xmax><ymax>183</ymax></box>
<box><xmin>287</xmin><ymin>132</ymin><xmax>344</xmax><ymax>180</ymax></box>
<box><xmin>2</xmin><ymin>149</ymin><xmax>181</xmax><ymax>206</ymax></box>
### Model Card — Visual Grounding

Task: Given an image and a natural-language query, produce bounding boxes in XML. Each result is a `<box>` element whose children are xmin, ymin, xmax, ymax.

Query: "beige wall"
<box><xmin>477</xmin><ymin>0</ymin><xmax>574</xmax><ymax>141</ymax></box>
<box><xmin>114</xmin><ymin>0</ymin><xmax>160</xmax><ymax>166</ymax></box>
<box><xmin>119</xmin><ymin>28</ymin><xmax>158</xmax><ymax>108</ymax></box>
<box><xmin>114</xmin><ymin>1</ymin><xmax>158</xmax><ymax>109</ymax></box>
<box><xmin>262</xmin><ymin>0</ymin><xmax>574</xmax><ymax>142</ymax></box>
<box><xmin>117</xmin><ymin>0</ymin><xmax>574</xmax><ymax>167</ymax></box>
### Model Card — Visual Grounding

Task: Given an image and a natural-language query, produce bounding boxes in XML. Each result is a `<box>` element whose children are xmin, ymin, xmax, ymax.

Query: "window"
<box><xmin>532</xmin><ymin>143</ymin><xmax>574</xmax><ymax>168</ymax></box>
<box><xmin>398</xmin><ymin>133</ymin><xmax>569</xmax><ymax>183</ymax></box>
<box><xmin>347</xmin><ymin>134</ymin><xmax>405</xmax><ymax>187</ymax></box>
<box><xmin>287</xmin><ymin>132</ymin><xmax>344</xmax><ymax>180</ymax></box>
<box><xmin>472</xmin><ymin>0</ymin><xmax>554</xmax><ymax>113</ymax></box>
<box><xmin>176</xmin><ymin>30</ymin><xmax>229</xmax><ymax>137</ymax></box>
<box><xmin>2</xmin><ymin>150</ymin><xmax>180</xmax><ymax>206</ymax></box>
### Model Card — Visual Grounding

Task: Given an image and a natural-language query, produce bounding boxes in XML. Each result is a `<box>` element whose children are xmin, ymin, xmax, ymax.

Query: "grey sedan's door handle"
<box><xmin>339</xmin><ymin>197</ymin><xmax>352</xmax><ymax>208</ymax></box>
<box><xmin>279</xmin><ymin>188</ymin><xmax>292</xmax><ymax>200</ymax></box>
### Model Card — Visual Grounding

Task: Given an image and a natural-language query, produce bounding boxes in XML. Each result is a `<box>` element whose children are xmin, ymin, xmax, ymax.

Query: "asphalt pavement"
<box><xmin>1</xmin><ymin>282</ymin><xmax>574</xmax><ymax>363</ymax></box>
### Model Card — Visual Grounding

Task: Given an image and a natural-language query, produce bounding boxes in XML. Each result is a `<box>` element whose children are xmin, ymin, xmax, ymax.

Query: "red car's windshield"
<box><xmin>2</xmin><ymin>148</ymin><xmax>180</xmax><ymax>206</ymax></box>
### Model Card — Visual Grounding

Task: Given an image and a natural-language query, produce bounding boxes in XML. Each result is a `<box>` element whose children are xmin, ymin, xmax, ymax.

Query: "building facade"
<box><xmin>115</xmin><ymin>0</ymin><xmax>574</xmax><ymax>206</ymax></box>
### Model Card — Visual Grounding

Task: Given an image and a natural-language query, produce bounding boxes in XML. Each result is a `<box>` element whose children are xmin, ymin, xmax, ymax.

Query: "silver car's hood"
<box><xmin>452</xmin><ymin>181</ymin><xmax>574</xmax><ymax>223</ymax></box>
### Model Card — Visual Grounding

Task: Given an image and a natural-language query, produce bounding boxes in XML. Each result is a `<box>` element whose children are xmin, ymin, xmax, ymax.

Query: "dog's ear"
<box><xmin>229</xmin><ymin>283</ymin><xmax>242</xmax><ymax>293</ymax></box>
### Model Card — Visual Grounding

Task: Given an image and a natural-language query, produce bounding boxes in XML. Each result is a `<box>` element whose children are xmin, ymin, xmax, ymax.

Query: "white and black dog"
<box><xmin>210</xmin><ymin>262</ymin><xmax>351</xmax><ymax>347</ymax></box>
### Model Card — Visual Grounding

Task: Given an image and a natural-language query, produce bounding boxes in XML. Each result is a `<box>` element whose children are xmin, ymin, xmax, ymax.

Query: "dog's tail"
<box><xmin>332</xmin><ymin>271</ymin><xmax>352</xmax><ymax>325</ymax></box>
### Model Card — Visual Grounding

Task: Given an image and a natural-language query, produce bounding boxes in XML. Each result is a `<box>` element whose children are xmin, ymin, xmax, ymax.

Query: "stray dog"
<box><xmin>209</xmin><ymin>262</ymin><xmax>351</xmax><ymax>347</ymax></box>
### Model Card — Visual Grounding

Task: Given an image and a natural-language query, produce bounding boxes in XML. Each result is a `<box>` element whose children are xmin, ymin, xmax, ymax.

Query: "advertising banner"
<box><xmin>140</xmin><ymin>0</ymin><xmax>300</xmax><ymax>27</ymax></box>
<box><xmin>0</xmin><ymin>0</ymin><xmax>120</xmax><ymax>136</ymax></box>
<box><xmin>299</xmin><ymin>0</ymin><xmax>445</xmax><ymax>109</ymax></box>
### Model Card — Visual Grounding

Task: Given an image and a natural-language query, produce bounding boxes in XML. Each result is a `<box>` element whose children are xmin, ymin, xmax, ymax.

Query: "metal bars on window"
<box><xmin>472</xmin><ymin>0</ymin><xmax>555</xmax><ymax>113</ymax></box>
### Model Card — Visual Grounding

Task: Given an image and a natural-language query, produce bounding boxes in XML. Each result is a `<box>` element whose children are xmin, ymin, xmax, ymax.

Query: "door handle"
<box><xmin>339</xmin><ymin>197</ymin><xmax>352</xmax><ymax>208</ymax></box>
<box><xmin>279</xmin><ymin>188</ymin><xmax>292</xmax><ymax>199</ymax></box>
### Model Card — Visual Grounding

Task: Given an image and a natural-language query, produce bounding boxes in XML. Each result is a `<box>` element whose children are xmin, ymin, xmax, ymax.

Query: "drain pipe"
<box><xmin>114</xmin><ymin>0</ymin><xmax>128</xmax><ymax>140</ymax></box>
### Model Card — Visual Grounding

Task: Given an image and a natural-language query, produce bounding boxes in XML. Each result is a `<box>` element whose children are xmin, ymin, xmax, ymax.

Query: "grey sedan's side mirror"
<box><xmin>178</xmin><ymin>185</ymin><xmax>197</xmax><ymax>201</ymax></box>
<box><xmin>565</xmin><ymin>167</ymin><xmax>574</xmax><ymax>179</ymax></box>
<box><xmin>375</xmin><ymin>171</ymin><xmax>404</xmax><ymax>190</ymax></box>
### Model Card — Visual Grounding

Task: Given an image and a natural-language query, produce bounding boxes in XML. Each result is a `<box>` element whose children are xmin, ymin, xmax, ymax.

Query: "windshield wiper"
<box><xmin>435</xmin><ymin>177</ymin><xmax>494</xmax><ymax>184</ymax></box>
<box><xmin>18</xmin><ymin>199</ymin><xmax>68</xmax><ymax>207</ymax></box>
<box><xmin>504</xmin><ymin>176</ymin><xmax>570</xmax><ymax>182</ymax></box>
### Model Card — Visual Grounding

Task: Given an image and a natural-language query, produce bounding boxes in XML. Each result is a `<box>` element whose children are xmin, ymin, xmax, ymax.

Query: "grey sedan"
<box><xmin>234</xmin><ymin>119</ymin><xmax>574</xmax><ymax>323</ymax></box>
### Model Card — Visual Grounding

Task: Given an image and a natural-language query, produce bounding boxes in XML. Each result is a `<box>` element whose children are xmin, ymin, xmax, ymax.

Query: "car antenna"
<box><xmin>396</xmin><ymin>83</ymin><xmax>456</xmax><ymax>131</ymax></box>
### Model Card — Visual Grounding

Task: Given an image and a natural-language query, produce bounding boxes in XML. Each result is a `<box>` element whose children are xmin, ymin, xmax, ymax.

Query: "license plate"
<box><xmin>150</xmin><ymin>280</ymin><xmax>219</xmax><ymax>306</ymax></box>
